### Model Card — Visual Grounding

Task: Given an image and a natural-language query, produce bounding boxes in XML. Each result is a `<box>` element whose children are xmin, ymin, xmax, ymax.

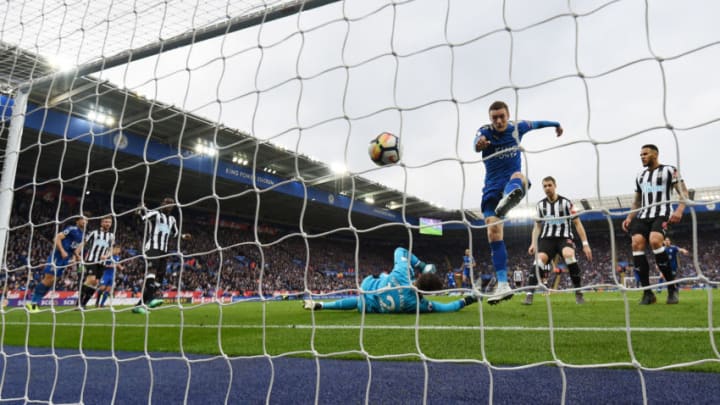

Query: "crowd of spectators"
<box><xmin>3</xmin><ymin>190</ymin><xmax>719</xmax><ymax>297</ymax></box>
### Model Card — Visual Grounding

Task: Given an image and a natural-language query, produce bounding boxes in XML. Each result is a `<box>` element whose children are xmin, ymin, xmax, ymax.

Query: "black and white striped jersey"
<box><xmin>84</xmin><ymin>229</ymin><xmax>114</xmax><ymax>263</ymax></box>
<box><xmin>634</xmin><ymin>164</ymin><xmax>679</xmax><ymax>219</ymax></box>
<box><xmin>536</xmin><ymin>195</ymin><xmax>576</xmax><ymax>239</ymax></box>
<box><xmin>142</xmin><ymin>210</ymin><xmax>178</xmax><ymax>252</ymax></box>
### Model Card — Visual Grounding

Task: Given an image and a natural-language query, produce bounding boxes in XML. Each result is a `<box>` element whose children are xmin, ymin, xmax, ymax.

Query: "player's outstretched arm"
<box><xmin>523</xmin><ymin>120</ymin><xmax>563</xmax><ymax>137</ymax></box>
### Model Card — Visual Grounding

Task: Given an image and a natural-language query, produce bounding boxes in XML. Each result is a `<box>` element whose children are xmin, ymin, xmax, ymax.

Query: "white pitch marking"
<box><xmin>5</xmin><ymin>322</ymin><xmax>718</xmax><ymax>333</ymax></box>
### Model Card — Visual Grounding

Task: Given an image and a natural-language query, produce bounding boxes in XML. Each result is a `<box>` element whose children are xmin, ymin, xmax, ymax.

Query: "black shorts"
<box><xmin>629</xmin><ymin>216</ymin><xmax>668</xmax><ymax>239</ymax></box>
<box><xmin>144</xmin><ymin>249</ymin><xmax>169</xmax><ymax>278</ymax></box>
<box><xmin>85</xmin><ymin>263</ymin><xmax>105</xmax><ymax>278</ymax></box>
<box><xmin>537</xmin><ymin>237</ymin><xmax>575</xmax><ymax>261</ymax></box>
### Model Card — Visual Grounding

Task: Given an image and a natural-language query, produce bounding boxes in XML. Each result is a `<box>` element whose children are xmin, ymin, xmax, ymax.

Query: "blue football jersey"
<box><xmin>104</xmin><ymin>254</ymin><xmax>121</xmax><ymax>268</ymax></box>
<box><xmin>447</xmin><ymin>272</ymin><xmax>457</xmax><ymax>288</ymax></box>
<box><xmin>462</xmin><ymin>255</ymin><xmax>474</xmax><ymax>277</ymax></box>
<box><xmin>56</xmin><ymin>225</ymin><xmax>84</xmax><ymax>259</ymax></box>
<box><xmin>474</xmin><ymin>120</ymin><xmax>559</xmax><ymax>192</ymax></box>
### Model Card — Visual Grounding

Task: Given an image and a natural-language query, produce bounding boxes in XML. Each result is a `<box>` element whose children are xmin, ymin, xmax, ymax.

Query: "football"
<box><xmin>368</xmin><ymin>132</ymin><xmax>401</xmax><ymax>166</ymax></box>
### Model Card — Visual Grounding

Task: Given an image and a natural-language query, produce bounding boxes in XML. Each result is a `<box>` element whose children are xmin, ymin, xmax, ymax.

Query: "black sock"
<box><xmin>567</xmin><ymin>262</ymin><xmax>582</xmax><ymax>288</ymax></box>
<box><xmin>526</xmin><ymin>265</ymin><xmax>541</xmax><ymax>293</ymax></box>
<box><xmin>80</xmin><ymin>285</ymin><xmax>95</xmax><ymax>306</ymax></box>
<box><xmin>143</xmin><ymin>278</ymin><xmax>156</xmax><ymax>305</ymax></box>
<box><xmin>633</xmin><ymin>254</ymin><xmax>650</xmax><ymax>287</ymax></box>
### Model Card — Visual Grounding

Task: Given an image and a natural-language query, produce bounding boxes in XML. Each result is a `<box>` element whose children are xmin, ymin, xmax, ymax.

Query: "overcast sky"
<box><xmin>11</xmin><ymin>0</ymin><xmax>720</xmax><ymax>212</ymax></box>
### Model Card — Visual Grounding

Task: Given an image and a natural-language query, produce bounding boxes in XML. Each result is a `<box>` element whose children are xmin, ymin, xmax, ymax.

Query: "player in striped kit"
<box><xmin>622</xmin><ymin>144</ymin><xmax>689</xmax><ymax>305</ymax></box>
<box><xmin>474</xmin><ymin>101</ymin><xmax>563</xmax><ymax>304</ymax></box>
<box><xmin>133</xmin><ymin>197</ymin><xmax>191</xmax><ymax>314</ymax></box>
<box><xmin>525</xmin><ymin>177</ymin><xmax>592</xmax><ymax>305</ymax></box>
<box><xmin>78</xmin><ymin>215</ymin><xmax>115</xmax><ymax>309</ymax></box>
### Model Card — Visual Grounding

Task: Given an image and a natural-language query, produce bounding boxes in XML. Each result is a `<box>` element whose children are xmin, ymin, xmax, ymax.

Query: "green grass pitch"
<box><xmin>3</xmin><ymin>289</ymin><xmax>719</xmax><ymax>372</ymax></box>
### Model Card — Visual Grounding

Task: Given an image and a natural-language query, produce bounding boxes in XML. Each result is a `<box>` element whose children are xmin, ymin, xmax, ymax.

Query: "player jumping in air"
<box><xmin>303</xmin><ymin>247</ymin><xmax>477</xmax><ymax>314</ymax></box>
<box><xmin>474</xmin><ymin>101</ymin><xmax>563</xmax><ymax>304</ymax></box>
<box><xmin>26</xmin><ymin>214</ymin><xmax>88</xmax><ymax>313</ymax></box>
<box><xmin>525</xmin><ymin>176</ymin><xmax>592</xmax><ymax>305</ymax></box>
<box><xmin>622</xmin><ymin>144</ymin><xmax>689</xmax><ymax>305</ymax></box>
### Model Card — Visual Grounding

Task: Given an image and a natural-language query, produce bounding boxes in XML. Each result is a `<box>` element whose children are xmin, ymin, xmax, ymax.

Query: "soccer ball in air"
<box><xmin>368</xmin><ymin>132</ymin><xmax>401</xmax><ymax>166</ymax></box>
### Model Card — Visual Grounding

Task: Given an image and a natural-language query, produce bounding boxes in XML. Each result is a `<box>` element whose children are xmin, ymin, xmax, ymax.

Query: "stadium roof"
<box><xmin>0</xmin><ymin>41</ymin><xmax>470</xmax><ymax>234</ymax></box>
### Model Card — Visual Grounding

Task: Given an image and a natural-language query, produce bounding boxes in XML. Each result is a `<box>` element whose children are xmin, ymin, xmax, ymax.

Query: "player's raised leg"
<box><xmin>495</xmin><ymin>172</ymin><xmax>528</xmax><ymax>218</ymax></box>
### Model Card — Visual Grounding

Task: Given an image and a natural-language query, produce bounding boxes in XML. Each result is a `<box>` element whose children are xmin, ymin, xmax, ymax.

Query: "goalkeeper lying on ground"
<box><xmin>303</xmin><ymin>247</ymin><xmax>477</xmax><ymax>313</ymax></box>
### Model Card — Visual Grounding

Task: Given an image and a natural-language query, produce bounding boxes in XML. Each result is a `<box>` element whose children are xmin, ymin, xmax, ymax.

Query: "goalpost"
<box><xmin>0</xmin><ymin>0</ymin><xmax>719</xmax><ymax>403</ymax></box>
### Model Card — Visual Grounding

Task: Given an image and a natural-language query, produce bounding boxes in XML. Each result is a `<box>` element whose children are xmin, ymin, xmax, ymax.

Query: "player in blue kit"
<box><xmin>474</xmin><ymin>101</ymin><xmax>563</xmax><ymax>304</ymax></box>
<box><xmin>303</xmin><ymin>247</ymin><xmax>477</xmax><ymax>313</ymax></box>
<box><xmin>664</xmin><ymin>237</ymin><xmax>688</xmax><ymax>276</ymax></box>
<box><xmin>656</xmin><ymin>237</ymin><xmax>689</xmax><ymax>294</ymax></box>
<box><xmin>95</xmin><ymin>245</ymin><xmax>124</xmax><ymax>308</ymax></box>
<box><xmin>461</xmin><ymin>249</ymin><xmax>475</xmax><ymax>288</ymax></box>
<box><xmin>26</xmin><ymin>214</ymin><xmax>88</xmax><ymax>313</ymax></box>
<box><xmin>446</xmin><ymin>270</ymin><xmax>457</xmax><ymax>290</ymax></box>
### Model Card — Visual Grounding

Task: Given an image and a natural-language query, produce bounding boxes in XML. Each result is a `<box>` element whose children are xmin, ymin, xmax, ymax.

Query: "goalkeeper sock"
<box><xmin>633</xmin><ymin>252</ymin><xmax>650</xmax><ymax>287</ymax></box>
<box><xmin>322</xmin><ymin>298</ymin><xmax>358</xmax><ymax>310</ymax></box>
<box><xmin>490</xmin><ymin>241</ymin><xmax>508</xmax><ymax>283</ymax></box>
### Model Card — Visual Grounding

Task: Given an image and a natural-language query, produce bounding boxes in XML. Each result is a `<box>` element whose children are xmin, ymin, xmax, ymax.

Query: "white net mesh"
<box><xmin>1</xmin><ymin>0</ymin><xmax>719</xmax><ymax>403</ymax></box>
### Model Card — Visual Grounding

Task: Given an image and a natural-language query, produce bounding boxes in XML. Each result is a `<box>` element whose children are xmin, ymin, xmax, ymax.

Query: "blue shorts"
<box><xmin>481</xmin><ymin>189</ymin><xmax>504</xmax><ymax>219</ymax></box>
<box><xmin>481</xmin><ymin>180</ymin><xmax>531</xmax><ymax>219</ymax></box>
<box><xmin>43</xmin><ymin>255</ymin><xmax>70</xmax><ymax>277</ymax></box>
<box><xmin>100</xmin><ymin>269</ymin><xmax>114</xmax><ymax>287</ymax></box>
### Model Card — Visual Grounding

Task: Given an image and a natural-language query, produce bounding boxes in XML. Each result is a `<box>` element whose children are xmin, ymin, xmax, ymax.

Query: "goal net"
<box><xmin>1</xmin><ymin>0</ymin><xmax>719</xmax><ymax>403</ymax></box>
